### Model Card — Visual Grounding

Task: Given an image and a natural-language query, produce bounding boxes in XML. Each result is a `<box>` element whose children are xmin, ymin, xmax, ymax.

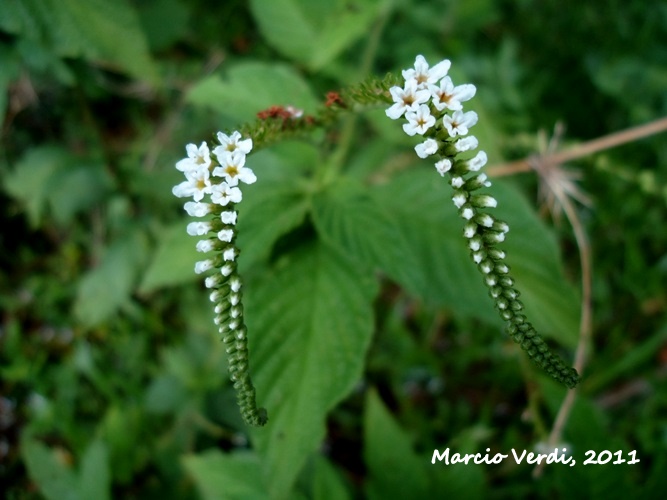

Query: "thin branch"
<box><xmin>488</xmin><ymin>116</ymin><xmax>667</xmax><ymax>178</ymax></box>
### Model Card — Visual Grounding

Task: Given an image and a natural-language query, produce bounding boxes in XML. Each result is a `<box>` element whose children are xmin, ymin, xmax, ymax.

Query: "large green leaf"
<box><xmin>363</xmin><ymin>390</ymin><xmax>430</xmax><ymax>499</ymax></box>
<box><xmin>248</xmin><ymin>0</ymin><xmax>384</xmax><ymax>71</ymax></box>
<box><xmin>0</xmin><ymin>0</ymin><xmax>157</xmax><ymax>83</ymax></box>
<box><xmin>311</xmin><ymin>178</ymin><xmax>416</xmax><ymax>287</ymax></box>
<box><xmin>245</xmin><ymin>241</ymin><xmax>378</xmax><ymax>498</ymax></box>
<box><xmin>183</xmin><ymin>450</ymin><xmax>267</xmax><ymax>500</ymax></box>
<box><xmin>21</xmin><ymin>438</ymin><xmax>79</xmax><ymax>500</ymax></box>
<box><xmin>372</xmin><ymin>169</ymin><xmax>580</xmax><ymax>346</ymax></box>
<box><xmin>138</xmin><ymin>222</ymin><xmax>200</xmax><ymax>294</ymax></box>
<box><xmin>21</xmin><ymin>437</ymin><xmax>110</xmax><ymax>500</ymax></box>
<box><xmin>74</xmin><ymin>229</ymin><xmax>149</xmax><ymax>326</ymax></box>
<box><xmin>187</xmin><ymin>62</ymin><xmax>318</xmax><ymax>123</ymax></box>
<box><xmin>3</xmin><ymin>146</ymin><xmax>112</xmax><ymax>227</ymax></box>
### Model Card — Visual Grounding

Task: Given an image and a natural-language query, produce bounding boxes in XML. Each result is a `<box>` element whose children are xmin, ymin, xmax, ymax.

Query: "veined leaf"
<box><xmin>0</xmin><ymin>0</ymin><xmax>157</xmax><ymax>83</ymax></box>
<box><xmin>248</xmin><ymin>0</ymin><xmax>384</xmax><ymax>71</ymax></box>
<box><xmin>311</xmin><ymin>178</ymin><xmax>416</xmax><ymax>287</ymax></box>
<box><xmin>74</xmin><ymin>229</ymin><xmax>149</xmax><ymax>326</ymax></box>
<box><xmin>364</xmin><ymin>390</ymin><xmax>430</xmax><ymax>499</ymax></box>
<box><xmin>245</xmin><ymin>241</ymin><xmax>377</xmax><ymax>498</ymax></box>
<box><xmin>138</xmin><ymin>222</ymin><xmax>200</xmax><ymax>294</ymax></box>
<box><xmin>21</xmin><ymin>438</ymin><xmax>79</xmax><ymax>500</ymax></box>
<box><xmin>372</xmin><ymin>169</ymin><xmax>580</xmax><ymax>346</ymax></box>
<box><xmin>187</xmin><ymin>62</ymin><xmax>318</xmax><ymax>123</ymax></box>
<box><xmin>183</xmin><ymin>450</ymin><xmax>267</xmax><ymax>500</ymax></box>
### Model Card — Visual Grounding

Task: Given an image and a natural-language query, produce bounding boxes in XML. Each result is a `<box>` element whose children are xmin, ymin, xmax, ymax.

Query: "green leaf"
<box><xmin>236</xmin><ymin>149</ymin><xmax>311</xmax><ymax>270</ymax></box>
<box><xmin>311</xmin><ymin>178</ymin><xmax>415</xmax><ymax>286</ymax></box>
<box><xmin>248</xmin><ymin>0</ymin><xmax>385</xmax><ymax>71</ymax></box>
<box><xmin>4</xmin><ymin>146</ymin><xmax>68</xmax><ymax>228</ymax></box>
<box><xmin>311</xmin><ymin>455</ymin><xmax>351</xmax><ymax>500</ymax></box>
<box><xmin>3</xmin><ymin>146</ymin><xmax>111</xmax><ymax>227</ymax></box>
<box><xmin>182</xmin><ymin>450</ymin><xmax>267</xmax><ymax>500</ymax></box>
<box><xmin>21</xmin><ymin>437</ymin><xmax>80</xmax><ymax>500</ymax></box>
<box><xmin>0</xmin><ymin>0</ymin><xmax>158</xmax><ymax>83</ymax></box>
<box><xmin>372</xmin><ymin>169</ymin><xmax>580</xmax><ymax>346</ymax></box>
<box><xmin>78</xmin><ymin>440</ymin><xmax>110</xmax><ymax>500</ymax></box>
<box><xmin>187</xmin><ymin>62</ymin><xmax>318</xmax><ymax>123</ymax></box>
<box><xmin>245</xmin><ymin>241</ymin><xmax>378</xmax><ymax>498</ymax></box>
<box><xmin>74</xmin><ymin>229</ymin><xmax>149</xmax><ymax>326</ymax></box>
<box><xmin>363</xmin><ymin>390</ymin><xmax>430</xmax><ymax>499</ymax></box>
<box><xmin>138</xmin><ymin>222</ymin><xmax>200</xmax><ymax>294</ymax></box>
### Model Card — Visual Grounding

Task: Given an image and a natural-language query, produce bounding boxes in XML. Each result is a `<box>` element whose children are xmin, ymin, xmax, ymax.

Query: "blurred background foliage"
<box><xmin>1</xmin><ymin>0</ymin><xmax>666</xmax><ymax>498</ymax></box>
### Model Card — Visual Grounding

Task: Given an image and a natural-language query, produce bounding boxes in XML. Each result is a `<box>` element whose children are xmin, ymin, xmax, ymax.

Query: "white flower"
<box><xmin>229</xmin><ymin>294</ymin><xmax>240</xmax><ymax>306</ymax></box>
<box><xmin>221</xmin><ymin>211</ymin><xmax>238</xmax><ymax>225</ymax></box>
<box><xmin>221</xmin><ymin>264</ymin><xmax>234</xmax><ymax>276</ymax></box>
<box><xmin>402</xmin><ymin>104</ymin><xmax>436</xmax><ymax>136</ymax></box>
<box><xmin>215</xmin><ymin>131</ymin><xmax>253</xmax><ymax>155</ymax></box>
<box><xmin>385</xmin><ymin>79</ymin><xmax>431</xmax><ymax>119</ymax></box>
<box><xmin>415</xmin><ymin>138</ymin><xmax>439</xmax><ymax>158</ymax></box>
<box><xmin>172</xmin><ymin>165</ymin><xmax>212</xmax><ymax>202</ymax></box>
<box><xmin>461</xmin><ymin>207</ymin><xmax>474</xmax><ymax>219</ymax></box>
<box><xmin>211</xmin><ymin>183</ymin><xmax>243</xmax><ymax>206</ymax></box>
<box><xmin>230</xmin><ymin>277</ymin><xmax>241</xmax><ymax>293</ymax></box>
<box><xmin>454</xmin><ymin>136</ymin><xmax>478</xmax><ymax>152</ymax></box>
<box><xmin>196</xmin><ymin>239</ymin><xmax>216</xmax><ymax>253</ymax></box>
<box><xmin>451</xmin><ymin>176</ymin><xmax>465</xmax><ymax>188</ymax></box>
<box><xmin>467</xmin><ymin>151</ymin><xmax>488</xmax><ymax>172</ymax></box>
<box><xmin>463</xmin><ymin>222</ymin><xmax>477</xmax><ymax>238</ymax></box>
<box><xmin>218</xmin><ymin>229</ymin><xmax>234</xmax><ymax>242</ymax></box>
<box><xmin>429</xmin><ymin>77</ymin><xmax>476</xmax><ymax>112</ymax></box>
<box><xmin>195</xmin><ymin>259</ymin><xmax>214</xmax><ymax>274</ymax></box>
<box><xmin>452</xmin><ymin>192</ymin><xmax>467</xmax><ymax>208</ymax></box>
<box><xmin>184</xmin><ymin>201</ymin><xmax>212</xmax><ymax>217</ymax></box>
<box><xmin>402</xmin><ymin>55</ymin><xmax>451</xmax><ymax>88</ymax></box>
<box><xmin>223</xmin><ymin>247</ymin><xmax>236</xmax><ymax>261</ymax></box>
<box><xmin>476</xmin><ymin>214</ymin><xmax>494</xmax><ymax>227</ymax></box>
<box><xmin>176</xmin><ymin>142</ymin><xmax>211</xmax><ymax>172</ymax></box>
<box><xmin>442</xmin><ymin>110</ymin><xmax>478</xmax><ymax>137</ymax></box>
<box><xmin>213</xmin><ymin>150</ymin><xmax>257</xmax><ymax>186</ymax></box>
<box><xmin>205</xmin><ymin>275</ymin><xmax>222</xmax><ymax>289</ymax></box>
<box><xmin>435</xmin><ymin>159</ymin><xmax>452</xmax><ymax>176</ymax></box>
<box><xmin>187</xmin><ymin>221</ymin><xmax>212</xmax><ymax>236</ymax></box>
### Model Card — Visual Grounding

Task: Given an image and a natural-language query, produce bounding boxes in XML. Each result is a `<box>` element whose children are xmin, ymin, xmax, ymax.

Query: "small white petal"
<box><xmin>452</xmin><ymin>193</ymin><xmax>467</xmax><ymax>208</ymax></box>
<box><xmin>196</xmin><ymin>239</ymin><xmax>216</xmax><ymax>253</ymax></box>
<box><xmin>184</xmin><ymin>201</ymin><xmax>212</xmax><ymax>217</ymax></box>
<box><xmin>187</xmin><ymin>221</ymin><xmax>211</xmax><ymax>236</ymax></box>
<box><xmin>195</xmin><ymin>259</ymin><xmax>214</xmax><ymax>274</ymax></box>
<box><xmin>415</xmin><ymin>138</ymin><xmax>439</xmax><ymax>158</ymax></box>
<box><xmin>435</xmin><ymin>159</ymin><xmax>452</xmax><ymax>176</ymax></box>
<box><xmin>218</xmin><ymin>229</ymin><xmax>234</xmax><ymax>242</ymax></box>
<box><xmin>221</xmin><ymin>211</ymin><xmax>238</xmax><ymax>225</ymax></box>
<box><xmin>223</xmin><ymin>248</ymin><xmax>236</xmax><ymax>261</ymax></box>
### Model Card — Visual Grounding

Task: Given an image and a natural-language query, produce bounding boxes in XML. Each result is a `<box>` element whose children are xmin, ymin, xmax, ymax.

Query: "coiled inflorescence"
<box><xmin>173</xmin><ymin>131</ymin><xmax>268</xmax><ymax>426</ymax></box>
<box><xmin>386</xmin><ymin>55</ymin><xmax>580</xmax><ymax>388</ymax></box>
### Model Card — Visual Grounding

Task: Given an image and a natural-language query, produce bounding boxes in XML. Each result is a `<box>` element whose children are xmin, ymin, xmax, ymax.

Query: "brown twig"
<box><xmin>488</xmin><ymin>116</ymin><xmax>667</xmax><ymax>178</ymax></box>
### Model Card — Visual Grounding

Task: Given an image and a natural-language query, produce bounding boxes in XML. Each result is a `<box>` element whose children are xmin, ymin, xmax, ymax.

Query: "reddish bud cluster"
<box><xmin>325</xmin><ymin>91</ymin><xmax>345</xmax><ymax>108</ymax></box>
<box><xmin>257</xmin><ymin>105</ymin><xmax>303</xmax><ymax>120</ymax></box>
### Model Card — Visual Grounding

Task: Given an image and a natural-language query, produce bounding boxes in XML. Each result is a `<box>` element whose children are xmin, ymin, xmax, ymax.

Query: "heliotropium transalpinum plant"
<box><xmin>172</xmin><ymin>55</ymin><xmax>579</xmax><ymax>427</ymax></box>
<box><xmin>385</xmin><ymin>55</ymin><xmax>579</xmax><ymax>389</ymax></box>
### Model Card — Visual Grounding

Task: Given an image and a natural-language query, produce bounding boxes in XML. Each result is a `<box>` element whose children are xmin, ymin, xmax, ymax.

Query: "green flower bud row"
<box><xmin>212</xmin><ymin>267</ymin><xmax>268</xmax><ymax>427</ymax></box>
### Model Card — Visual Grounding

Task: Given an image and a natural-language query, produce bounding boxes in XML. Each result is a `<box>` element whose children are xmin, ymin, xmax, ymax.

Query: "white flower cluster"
<box><xmin>386</xmin><ymin>55</ymin><xmax>506</xmax><ymax>241</ymax></box>
<box><xmin>172</xmin><ymin>131</ymin><xmax>256</xmax><ymax>276</ymax></box>
<box><xmin>386</xmin><ymin>55</ymin><xmax>482</xmax><ymax>161</ymax></box>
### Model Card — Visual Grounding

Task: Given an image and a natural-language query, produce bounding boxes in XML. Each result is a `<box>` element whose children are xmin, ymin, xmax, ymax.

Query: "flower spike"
<box><xmin>173</xmin><ymin>133</ymin><xmax>268</xmax><ymax>426</ymax></box>
<box><xmin>386</xmin><ymin>55</ymin><xmax>580</xmax><ymax>389</ymax></box>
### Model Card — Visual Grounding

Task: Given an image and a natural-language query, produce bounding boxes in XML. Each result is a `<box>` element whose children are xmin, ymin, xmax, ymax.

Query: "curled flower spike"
<box><xmin>173</xmin><ymin>132</ymin><xmax>268</xmax><ymax>426</ymax></box>
<box><xmin>386</xmin><ymin>55</ymin><xmax>580</xmax><ymax>389</ymax></box>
